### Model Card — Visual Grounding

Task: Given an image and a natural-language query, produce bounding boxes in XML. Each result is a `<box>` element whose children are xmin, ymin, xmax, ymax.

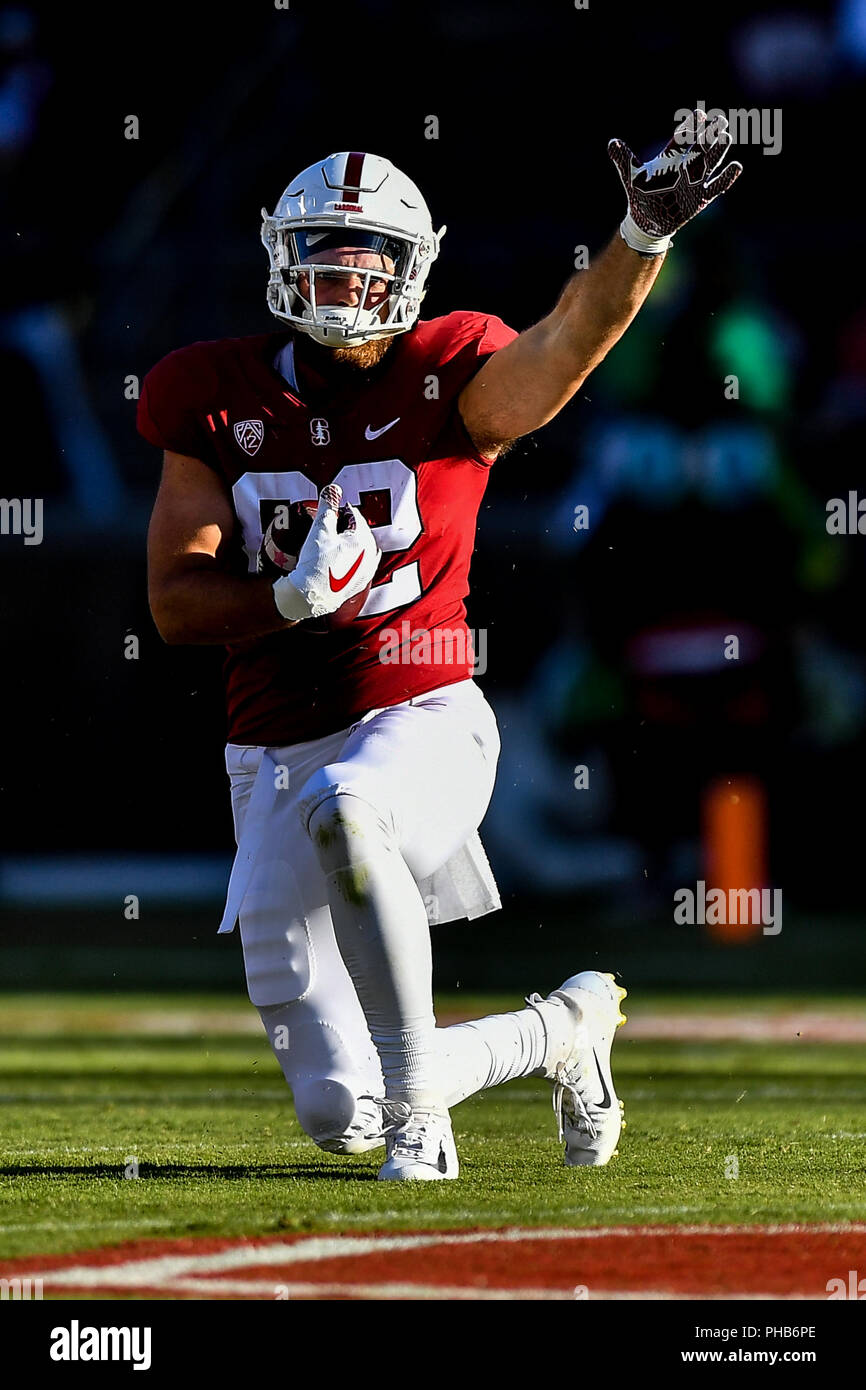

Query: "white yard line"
<box><xmin>32</xmin><ymin>1222</ymin><xmax>866</xmax><ymax>1290</ymax></box>
<box><xmin>3</xmin><ymin>1008</ymin><xmax>866</xmax><ymax>1041</ymax></box>
<box><xmin>142</xmin><ymin>1280</ymin><xmax>825</xmax><ymax>1302</ymax></box>
<box><xmin>128</xmin><ymin>1279</ymin><xmax>578</xmax><ymax>1300</ymax></box>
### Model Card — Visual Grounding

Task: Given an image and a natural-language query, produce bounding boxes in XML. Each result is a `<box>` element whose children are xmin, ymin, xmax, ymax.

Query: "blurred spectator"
<box><xmin>0</xmin><ymin>5</ymin><xmax>123</xmax><ymax>519</ymax></box>
<box><xmin>836</xmin><ymin>0</ymin><xmax>866</xmax><ymax>66</ymax></box>
<box><xmin>732</xmin><ymin>11</ymin><xmax>835</xmax><ymax>94</ymax></box>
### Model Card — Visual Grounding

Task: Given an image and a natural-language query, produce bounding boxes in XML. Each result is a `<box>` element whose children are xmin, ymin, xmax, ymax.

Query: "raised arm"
<box><xmin>459</xmin><ymin>108</ymin><xmax>742</xmax><ymax>460</ymax></box>
<box><xmin>459</xmin><ymin>236</ymin><xmax>662</xmax><ymax>459</ymax></box>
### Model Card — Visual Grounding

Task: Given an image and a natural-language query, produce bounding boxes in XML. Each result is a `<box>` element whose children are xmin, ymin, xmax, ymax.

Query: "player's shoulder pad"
<box><xmin>408</xmin><ymin>310</ymin><xmax>518</xmax><ymax>369</ymax></box>
<box><xmin>137</xmin><ymin>334</ymin><xmax>278</xmax><ymax>455</ymax></box>
<box><xmin>140</xmin><ymin>334</ymin><xmax>273</xmax><ymax>411</ymax></box>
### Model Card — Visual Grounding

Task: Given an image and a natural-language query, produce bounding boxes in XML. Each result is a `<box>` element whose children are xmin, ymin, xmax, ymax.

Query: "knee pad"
<box><xmin>299</xmin><ymin>764</ymin><xmax>394</xmax><ymax>843</ymax></box>
<box><xmin>292</xmin><ymin>1077</ymin><xmax>384</xmax><ymax>1155</ymax></box>
<box><xmin>307</xmin><ymin>791</ymin><xmax>393</xmax><ymax>870</ymax></box>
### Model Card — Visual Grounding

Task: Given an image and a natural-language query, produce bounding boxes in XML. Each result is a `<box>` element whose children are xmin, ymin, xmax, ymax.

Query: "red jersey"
<box><xmin>137</xmin><ymin>310</ymin><xmax>517</xmax><ymax>745</ymax></box>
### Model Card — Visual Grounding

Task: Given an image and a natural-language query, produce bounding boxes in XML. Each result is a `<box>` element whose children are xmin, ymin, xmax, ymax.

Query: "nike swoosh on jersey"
<box><xmin>364</xmin><ymin>418</ymin><xmax>400</xmax><ymax>440</ymax></box>
<box><xmin>329</xmin><ymin>552</ymin><xmax>366</xmax><ymax>592</ymax></box>
<box><xmin>592</xmin><ymin>1049</ymin><xmax>612</xmax><ymax>1109</ymax></box>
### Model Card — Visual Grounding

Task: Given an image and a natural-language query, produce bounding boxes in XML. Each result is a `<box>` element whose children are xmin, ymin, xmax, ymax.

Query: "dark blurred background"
<box><xmin>1</xmin><ymin>0</ymin><xmax>864</xmax><ymax>992</ymax></box>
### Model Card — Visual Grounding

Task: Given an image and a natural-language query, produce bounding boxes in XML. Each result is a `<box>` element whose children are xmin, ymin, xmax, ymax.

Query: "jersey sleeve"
<box><xmin>436</xmin><ymin>312</ymin><xmax>518</xmax><ymax>391</ymax></box>
<box><xmin>426</xmin><ymin>312</ymin><xmax>519</xmax><ymax>465</ymax></box>
<box><xmin>136</xmin><ymin>346</ymin><xmax>219</xmax><ymax>464</ymax></box>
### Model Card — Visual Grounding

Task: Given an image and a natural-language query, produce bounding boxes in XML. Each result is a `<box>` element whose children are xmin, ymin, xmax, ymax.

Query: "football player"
<box><xmin>141</xmin><ymin>111</ymin><xmax>740</xmax><ymax>1179</ymax></box>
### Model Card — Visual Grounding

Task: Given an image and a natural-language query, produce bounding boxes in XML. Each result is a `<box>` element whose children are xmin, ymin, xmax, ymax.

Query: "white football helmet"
<box><xmin>261</xmin><ymin>152</ymin><xmax>446</xmax><ymax>346</ymax></box>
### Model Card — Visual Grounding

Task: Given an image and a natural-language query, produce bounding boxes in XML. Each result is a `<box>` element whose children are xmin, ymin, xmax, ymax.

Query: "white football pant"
<box><xmin>226</xmin><ymin>679</ymin><xmax>567</xmax><ymax>1152</ymax></box>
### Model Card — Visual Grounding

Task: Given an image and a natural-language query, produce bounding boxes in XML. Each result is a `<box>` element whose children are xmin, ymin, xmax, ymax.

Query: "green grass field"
<box><xmin>1</xmin><ymin>991</ymin><xmax>865</xmax><ymax>1265</ymax></box>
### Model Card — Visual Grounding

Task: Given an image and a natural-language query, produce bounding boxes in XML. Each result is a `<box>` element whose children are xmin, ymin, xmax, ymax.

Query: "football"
<box><xmin>258</xmin><ymin>498</ymin><xmax>372</xmax><ymax>628</ymax></box>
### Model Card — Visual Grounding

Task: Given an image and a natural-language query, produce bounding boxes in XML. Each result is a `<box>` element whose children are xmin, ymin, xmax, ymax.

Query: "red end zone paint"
<box><xmin>3</xmin><ymin>1225</ymin><xmax>866</xmax><ymax>1300</ymax></box>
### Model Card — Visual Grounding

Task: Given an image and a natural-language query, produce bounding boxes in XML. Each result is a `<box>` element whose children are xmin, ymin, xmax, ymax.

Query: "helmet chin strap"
<box><xmin>300</xmin><ymin>304</ymin><xmax>383</xmax><ymax>347</ymax></box>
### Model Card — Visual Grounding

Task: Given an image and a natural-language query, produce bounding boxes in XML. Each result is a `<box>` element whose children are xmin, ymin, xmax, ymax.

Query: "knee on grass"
<box><xmin>293</xmin><ymin>1077</ymin><xmax>384</xmax><ymax>1156</ymax></box>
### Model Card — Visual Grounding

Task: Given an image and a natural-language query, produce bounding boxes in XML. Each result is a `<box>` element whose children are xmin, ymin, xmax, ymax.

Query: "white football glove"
<box><xmin>272</xmin><ymin>483</ymin><xmax>381</xmax><ymax>621</ymax></box>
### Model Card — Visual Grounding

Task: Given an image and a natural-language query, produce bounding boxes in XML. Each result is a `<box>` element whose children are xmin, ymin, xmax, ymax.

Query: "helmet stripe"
<box><xmin>343</xmin><ymin>150</ymin><xmax>366</xmax><ymax>194</ymax></box>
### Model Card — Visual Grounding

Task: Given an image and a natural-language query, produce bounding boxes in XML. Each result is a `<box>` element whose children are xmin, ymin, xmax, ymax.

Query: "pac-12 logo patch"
<box><xmin>234</xmin><ymin>419</ymin><xmax>264</xmax><ymax>456</ymax></box>
<box><xmin>310</xmin><ymin>418</ymin><xmax>330</xmax><ymax>446</ymax></box>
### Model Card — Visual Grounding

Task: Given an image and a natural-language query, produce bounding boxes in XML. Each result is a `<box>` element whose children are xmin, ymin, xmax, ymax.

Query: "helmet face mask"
<box><xmin>261</xmin><ymin>152</ymin><xmax>445</xmax><ymax>347</ymax></box>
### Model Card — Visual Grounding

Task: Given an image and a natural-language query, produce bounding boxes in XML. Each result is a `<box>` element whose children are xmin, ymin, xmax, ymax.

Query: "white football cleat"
<box><xmin>375</xmin><ymin>1103</ymin><xmax>459</xmax><ymax>1181</ymax></box>
<box><xmin>543</xmin><ymin>971</ymin><xmax>627</xmax><ymax>1167</ymax></box>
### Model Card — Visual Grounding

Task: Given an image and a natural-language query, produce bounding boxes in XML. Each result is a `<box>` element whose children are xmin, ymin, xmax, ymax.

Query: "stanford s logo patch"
<box><xmin>310</xmin><ymin>418</ymin><xmax>330</xmax><ymax>446</ymax></box>
<box><xmin>234</xmin><ymin>419</ymin><xmax>264</xmax><ymax>456</ymax></box>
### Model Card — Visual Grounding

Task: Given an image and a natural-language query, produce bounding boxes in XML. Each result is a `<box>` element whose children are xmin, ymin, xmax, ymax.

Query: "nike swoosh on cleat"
<box><xmin>592</xmin><ymin>1049</ymin><xmax>612</xmax><ymax>1109</ymax></box>
<box><xmin>329</xmin><ymin>552</ymin><xmax>365</xmax><ymax>592</ymax></box>
<box><xmin>365</xmin><ymin>418</ymin><xmax>400</xmax><ymax>440</ymax></box>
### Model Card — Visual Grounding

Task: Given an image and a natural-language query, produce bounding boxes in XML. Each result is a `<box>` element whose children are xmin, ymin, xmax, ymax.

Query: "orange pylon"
<box><xmin>701</xmin><ymin>776</ymin><xmax>768</xmax><ymax>942</ymax></box>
